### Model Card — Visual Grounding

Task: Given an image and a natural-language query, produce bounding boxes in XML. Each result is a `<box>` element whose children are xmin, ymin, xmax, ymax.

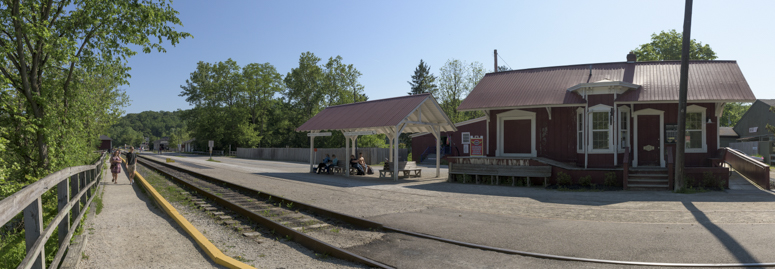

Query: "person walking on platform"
<box><xmin>110</xmin><ymin>151</ymin><xmax>122</xmax><ymax>184</ymax></box>
<box><xmin>125</xmin><ymin>146</ymin><xmax>137</xmax><ymax>185</ymax></box>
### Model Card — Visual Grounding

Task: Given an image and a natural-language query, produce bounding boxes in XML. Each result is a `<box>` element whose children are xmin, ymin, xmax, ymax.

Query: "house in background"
<box><xmin>730</xmin><ymin>99</ymin><xmax>775</xmax><ymax>164</ymax></box>
<box><xmin>182</xmin><ymin>138</ymin><xmax>197</xmax><ymax>152</ymax></box>
<box><xmin>152</xmin><ymin>137</ymin><xmax>169</xmax><ymax>151</ymax></box>
<box><xmin>450</xmin><ymin>52</ymin><xmax>756</xmax><ymax>189</ymax></box>
<box><xmin>411</xmin><ymin>116</ymin><xmax>486</xmax><ymax>163</ymax></box>
<box><xmin>719</xmin><ymin>127</ymin><xmax>739</xmax><ymax>148</ymax></box>
<box><xmin>98</xmin><ymin>135</ymin><xmax>112</xmax><ymax>150</ymax></box>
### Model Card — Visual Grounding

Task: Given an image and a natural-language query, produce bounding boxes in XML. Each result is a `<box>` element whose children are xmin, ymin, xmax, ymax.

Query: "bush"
<box><xmin>579</xmin><ymin>175</ymin><xmax>592</xmax><ymax>187</ymax></box>
<box><xmin>556</xmin><ymin>172</ymin><xmax>571</xmax><ymax>186</ymax></box>
<box><xmin>604</xmin><ymin>172</ymin><xmax>617</xmax><ymax>187</ymax></box>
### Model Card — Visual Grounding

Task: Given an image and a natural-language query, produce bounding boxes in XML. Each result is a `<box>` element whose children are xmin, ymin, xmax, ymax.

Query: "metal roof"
<box><xmin>719</xmin><ymin>127</ymin><xmax>738</xmax><ymax>137</ymax></box>
<box><xmin>459</xmin><ymin>60</ymin><xmax>756</xmax><ymax>111</ymax></box>
<box><xmin>296</xmin><ymin>93</ymin><xmax>456</xmax><ymax>134</ymax></box>
<box><xmin>99</xmin><ymin>135</ymin><xmax>112</xmax><ymax>141</ymax></box>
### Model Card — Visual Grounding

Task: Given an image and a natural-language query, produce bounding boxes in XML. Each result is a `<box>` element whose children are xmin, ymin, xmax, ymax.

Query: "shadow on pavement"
<box><xmin>683</xmin><ymin>201</ymin><xmax>760</xmax><ymax>264</ymax></box>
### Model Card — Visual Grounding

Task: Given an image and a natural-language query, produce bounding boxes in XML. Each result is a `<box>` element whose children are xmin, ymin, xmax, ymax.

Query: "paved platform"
<box><xmin>80</xmin><ymin>162</ymin><xmax>221</xmax><ymax>268</ymax></box>
<box><xmin>143</xmin><ymin>153</ymin><xmax>775</xmax><ymax>267</ymax></box>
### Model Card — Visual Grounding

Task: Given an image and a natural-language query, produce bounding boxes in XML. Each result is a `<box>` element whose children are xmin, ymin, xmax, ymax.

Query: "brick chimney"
<box><xmin>626</xmin><ymin>51</ymin><xmax>636</xmax><ymax>63</ymax></box>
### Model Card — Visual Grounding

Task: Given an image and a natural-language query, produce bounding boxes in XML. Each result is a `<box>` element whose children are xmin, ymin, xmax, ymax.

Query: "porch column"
<box><xmin>435</xmin><ymin>125</ymin><xmax>441</xmax><ymax>177</ymax></box>
<box><xmin>394</xmin><ymin>129</ymin><xmax>399</xmax><ymax>180</ymax></box>
<box><xmin>309</xmin><ymin>136</ymin><xmax>315</xmax><ymax>173</ymax></box>
<box><xmin>344</xmin><ymin>133</ymin><xmax>349</xmax><ymax>178</ymax></box>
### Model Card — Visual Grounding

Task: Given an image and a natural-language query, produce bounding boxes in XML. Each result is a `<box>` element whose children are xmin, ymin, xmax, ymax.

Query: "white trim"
<box><xmin>458</xmin><ymin>103</ymin><xmax>584</xmax><ymax>112</ymax></box>
<box><xmin>496</xmin><ymin>109</ymin><xmax>537</xmax><ymax>157</ymax></box>
<box><xmin>685</xmin><ymin>105</ymin><xmax>708</xmax><ymax>153</ymax></box>
<box><xmin>618</xmin><ymin>105</ymin><xmax>631</xmax><ymax>153</ymax></box>
<box><xmin>632</xmin><ymin>108</ymin><xmax>665</xmax><ymax>167</ymax></box>
<box><xmin>587</xmin><ymin>104</ymin><xmax>614</xmax><ymax>154</ymax></box>
<box><xmin>576</xmin><ymin>107</ymin><xmax>585</xmax><ymax>153</ymax></box>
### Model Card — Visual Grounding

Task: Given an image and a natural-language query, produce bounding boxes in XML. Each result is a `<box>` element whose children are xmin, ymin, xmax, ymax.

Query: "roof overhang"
<box><xmin>567</xmin><ymin>80</ymin><xmax>641</xmax><ymax>95</ymax></box>
<box><xmin>297</xmin><ymin>94</ymin><xmax>457</xmax><ymax>135</ymax></box>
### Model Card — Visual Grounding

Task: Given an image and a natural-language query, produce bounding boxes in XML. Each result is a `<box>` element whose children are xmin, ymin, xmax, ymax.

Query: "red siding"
<box><xmin>411</xmin><ymin>119</ymin><xmax>487</xmax><ymax>160</ymax></box>
<box><xmin>99</xmin><ymin>140</ymin><xmax>111</xmax><ymax>150</ymax></box>
<box><xmin>588</xmin><ymin>94</ymin><xmax>615</xmax><ymax>107</ymax></box>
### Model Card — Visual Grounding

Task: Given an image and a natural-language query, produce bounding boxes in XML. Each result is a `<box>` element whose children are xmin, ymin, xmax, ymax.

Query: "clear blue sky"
<box><xmin>124</xmin><ymin>0</ymin><xmax>775</xmax><ymax>114</ymax></box>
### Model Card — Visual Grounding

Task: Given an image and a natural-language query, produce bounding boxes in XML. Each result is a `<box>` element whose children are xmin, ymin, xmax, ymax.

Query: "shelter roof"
<box><xmin>409</xmin><ymin>116</ymin><xmax>486</xmax><ymax>138</ymax></box>
<box><xmin>459</xmin><ymin>60</ymin><xmax>756</xmax><ymax>111</ymax></box>
<box><xmin>719</xmin><ymin>127</ymin><xmax>738</xmax><ymax>137</ymax></box>
<box><xmin>296</xmin><ymin>93</ymin><xmax>456</xmax><ymax>134</ymax></box>
<box><xmin>99</xmin><ymin>135</ymin><xmax>112</xmax><ymax>141</ymax></box>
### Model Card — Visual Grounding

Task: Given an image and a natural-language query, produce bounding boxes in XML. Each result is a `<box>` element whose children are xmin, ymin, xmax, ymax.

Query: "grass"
<box><xmin>136</xmin><ymin>166</ymin><xmax>189</xmax><ymax>204</ymax></box>
<box><xmin>94</xmin><ymin>187</ymin><xmax>105</xmax><ymax>215</ymax></box>
<box><xmin>232</xmin><ymin>255</ymin><xmax>253</xmax><ymax>263</ymax></box>
<box><xmin>207</xmin><ymin>158</ymin><xmax>221</xmax><ymax>163</ymax></box>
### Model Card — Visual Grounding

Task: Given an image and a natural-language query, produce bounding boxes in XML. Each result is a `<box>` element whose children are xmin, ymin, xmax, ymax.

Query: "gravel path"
<box><xmin>80</xmin><ymin>164</ymin><xmax>223</xmax><ymax>269</ymax></box>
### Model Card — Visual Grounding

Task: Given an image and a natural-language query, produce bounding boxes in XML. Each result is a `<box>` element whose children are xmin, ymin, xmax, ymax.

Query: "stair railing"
<box><xmin>419</xmin><ymin>146</ymin><xmax>435</xmax><ymax>163</ymax></box>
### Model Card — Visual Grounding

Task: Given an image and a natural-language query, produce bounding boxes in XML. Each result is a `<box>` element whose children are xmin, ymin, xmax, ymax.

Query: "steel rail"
<box><xmin>136</xmin><ymin>156</ymin><xmax>393</xmax><ymax>269</ymax></box>
<box><xmin>139</xmin><ymin>155</ymin><xmax>775</xmax><ymax>268</ymax></box>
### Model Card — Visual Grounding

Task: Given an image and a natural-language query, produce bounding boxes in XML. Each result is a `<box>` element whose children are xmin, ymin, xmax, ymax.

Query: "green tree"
<box><xmin>497</xmin><ymin>65</ymin><xmax>512</xmax><ymax>72</ymax></box>
<box><xmin>632</xmin><ymin>29</ymin><xmax>717</xmax><ymax>61</ymax></box>
<box><xmin>0</xmin><ymin>0</ymin><xmax>191</xmax><ymax>172</ymax></box>
<box><xmin>438</xmin><ymin>59</ymin><xmax>486</xmax><ymax>123</ymax></box>
<box><xmin>408</xmin><ymin>59</ymin><xmax>438</xmax><ymax>95</ymax></box>
<box><xmin>720</xmin><ymin>102</ymin><xmax>751</xmax><ymax>127</ymax></box>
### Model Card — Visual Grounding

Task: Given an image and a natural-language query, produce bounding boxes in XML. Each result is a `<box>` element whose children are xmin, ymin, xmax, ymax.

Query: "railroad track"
<box><xmin>135</xmin><ymin>155</ymin><xmax>393</xmax><ymax>268</ymax></box>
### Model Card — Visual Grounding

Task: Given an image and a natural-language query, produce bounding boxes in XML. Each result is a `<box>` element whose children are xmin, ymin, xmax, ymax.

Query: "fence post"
<box><xmin>24</xmin><ymin>198</ymin><xmax>45</xmax><ymax>269</ymax></box>
<box><xmin>70</xmin><ymin>173</ymin><xmax>80</xmax><ymax>225</ymax></box>
<box><xmin>79</xmin><ymin>171</ymin><xmax>87</xmax><ymax>211</ymax></box>
<box><xmin>57</xmin><ymin>176</ymin><xmax>70</xmax><ymax>247</ymax></box>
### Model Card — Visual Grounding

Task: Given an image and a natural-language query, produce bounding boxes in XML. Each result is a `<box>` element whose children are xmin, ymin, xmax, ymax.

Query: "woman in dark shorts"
<box><xmin>110</xmin><ymin>150</ymin><xmax>122</xmax><ymax>184</ymax></box>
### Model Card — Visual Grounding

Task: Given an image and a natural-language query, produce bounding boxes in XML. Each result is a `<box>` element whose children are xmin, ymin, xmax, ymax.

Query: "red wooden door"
<box><xmin>637</xmin><ymin>115</ymin><xmax>660</xmax><ymax>166</ymax></box>
<box><xmin>503</xmin><ymin>119</ymin><xmax>531</xmax><ymax>154</ymax></box>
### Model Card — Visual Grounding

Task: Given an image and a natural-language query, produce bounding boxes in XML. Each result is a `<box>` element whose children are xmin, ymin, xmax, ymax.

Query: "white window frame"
<box><xmin>685</xmin><ymin>105</ymin><xmax>707</xmax><ymax>153</ymax></box>
<box><xmin>587</xmin><ymin>104</ymin><xmax>614</xmax><ymax>154</ymax></box>
<box><xmin>576</xmin><ymin>108</ymin><xmax>584</xmax><ymax>153</ymax></box>
<box><xmin>461</xmin><ymin>132</ymin><xmax>471</xmax><ymax>145</ymax></box>
<box><xmin>496</xmin><ymin>109</ymin><xmax>536</xmax><ymax>157</ymax></box>
<box><xmin>618</xmin><ymin>106</ymin><xmax>631</xmax><ymax>153</ymax></box>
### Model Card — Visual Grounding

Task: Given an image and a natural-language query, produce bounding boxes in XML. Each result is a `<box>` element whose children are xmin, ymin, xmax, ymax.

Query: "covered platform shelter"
<box><xmin>296</xmin><ymin>93</ymin><xmax>456</xmax><ymax>180</ymax></box>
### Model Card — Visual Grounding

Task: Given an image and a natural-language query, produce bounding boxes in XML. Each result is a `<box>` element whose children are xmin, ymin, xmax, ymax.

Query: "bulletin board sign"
<box><xmin>470</xmin><ymin>136</ymin><xmax>484</xmax><ymax>157</ymax></box>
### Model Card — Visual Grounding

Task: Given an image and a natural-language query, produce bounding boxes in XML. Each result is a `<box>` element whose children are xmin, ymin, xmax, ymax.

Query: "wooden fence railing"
<box><xmin>0</xmin><ymin>152</ymin><xmax>107</xmax><ymax>269</ymax></box>
<box><xmin>724</xmin><ymin>147</ymin><xmax>771</xmax><ymax>189</ymax></box>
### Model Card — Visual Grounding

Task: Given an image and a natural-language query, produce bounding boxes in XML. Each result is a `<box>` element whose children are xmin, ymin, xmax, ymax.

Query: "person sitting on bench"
<box><xmin>358</xmin><ymin>152</ymin><xmax>372</xmax><ymax>174</ymax></box>
<box><xmin>316</xmin><ymin>154</ymin><xmax>330</xmax><ymax>174</ymax></box>
<box><xmin>325</xmin><ymin>154</ymin><xmax>338</xmax><ymax>174</ymax></box>
<box><xmin>350</xmin><ymin>154</ymin><xmax>365</xmax><ymax>175</ymax></box>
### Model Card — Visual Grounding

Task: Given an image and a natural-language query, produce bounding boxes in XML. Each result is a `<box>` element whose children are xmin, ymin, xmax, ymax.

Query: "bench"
<box><xmin>379</xmin><ymin>161</ymin><xmax>422</xmax><ymax>178</ymax></box>
<box><xmin>448</xmin><ymin>163</ymin><xmax>552</xmax><ymax>186</ymax></box>
<box><xmin>329</xmin><ymin>165</ymin><xmax>345</xmax><ymax>174</ymax></box>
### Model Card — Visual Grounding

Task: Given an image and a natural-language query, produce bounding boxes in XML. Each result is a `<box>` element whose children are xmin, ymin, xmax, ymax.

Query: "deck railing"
<box><xmin>0</xmin><ymin>152</ymin><xmax>106</xmax><ymax>269</ymax></box>
<box><xmin>724</xmin><ymin>147</ymin><xmax>771</xmax><ymax>189</ymax></box>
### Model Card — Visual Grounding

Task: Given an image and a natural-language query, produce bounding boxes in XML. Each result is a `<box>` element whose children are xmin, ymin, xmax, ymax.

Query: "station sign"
<box><xmin>307</xmin><ymin>132</ymin><xmax>332</xmax><ymax>137</ymax></box>
<box><xmin>470</xmin><ymin>136</ymin><xmax>484</xmax><ymax>157</ymax></box>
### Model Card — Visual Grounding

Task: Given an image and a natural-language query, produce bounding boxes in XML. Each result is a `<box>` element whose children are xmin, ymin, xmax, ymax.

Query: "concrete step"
<box><xmin>628</xmin><ymin>178</ymin><xmax>668</xmax><ymax>183</ymax></box>
<box><xmin>629</xmin><ymin>173</ymin><xmax>668</xmax><ymax>178</ymax></box>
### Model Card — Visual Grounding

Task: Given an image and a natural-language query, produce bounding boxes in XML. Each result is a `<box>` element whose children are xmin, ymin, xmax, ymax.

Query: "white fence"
<box><xmin>236</xmin><ymin>147</ymin><xmax>408</xmax><ymax>165</ymax></box>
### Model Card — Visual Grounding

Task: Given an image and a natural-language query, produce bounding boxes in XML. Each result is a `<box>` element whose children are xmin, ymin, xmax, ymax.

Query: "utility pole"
<box><xmin>674</xmin><ymin>0</ymin><xmax>693</xmax><ymax>191</ymax></box>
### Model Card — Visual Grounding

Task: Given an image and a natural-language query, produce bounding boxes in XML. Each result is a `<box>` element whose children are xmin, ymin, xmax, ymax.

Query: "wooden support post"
<box><xmin>512</xmin><ymin>176</ymin><xmax>515</xmax><ymax>187</ymax></box>
<box><xmin>24</xmin><ymin>198</ymin><xmax>45</xmax><ymax>269</ymax></box>
<box><xmin>57</xmin><ymin>177</ymin><xmax>70</xmax><ymax>246</ymax></box>
<box><xmin>527</xmin><ymin>177</ymin><xmax>531</xmax><ymax>187</ymax></box>
<box><xmin>70</xmin><ymin>173</ymin><xmax>80</xmax><ymax>224</ymax></box>
<box><xmin>79</xmin><ymin>172</ymin><xmax>87</xmax><ymax>206</ymax></box>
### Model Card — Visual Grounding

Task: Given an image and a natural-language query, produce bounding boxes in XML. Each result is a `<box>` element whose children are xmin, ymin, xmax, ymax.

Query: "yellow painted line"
<box><xmin>122</xmin><ymin>157</ymin><xmax>254</xmax><ymax>269</ymax></box>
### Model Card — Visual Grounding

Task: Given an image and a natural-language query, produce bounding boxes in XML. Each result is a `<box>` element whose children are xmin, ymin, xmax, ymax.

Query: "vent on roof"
<box><xmin>626</xmin><ymin>51</ymin><xmax>636</xmax><ymax>63</ymax></box>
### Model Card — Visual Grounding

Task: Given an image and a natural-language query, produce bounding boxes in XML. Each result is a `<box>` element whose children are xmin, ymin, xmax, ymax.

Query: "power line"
<box><xmin>497</xmin><ymin>54</ymin><xmax>512</xmax><ymax>70</ymax></box>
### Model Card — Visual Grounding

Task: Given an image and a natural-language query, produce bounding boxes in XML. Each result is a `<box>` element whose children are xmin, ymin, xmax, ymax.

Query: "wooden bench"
<box><xmin>379</xmin><ymin>161</ymin><xmax>422</xmax><ymax>178</ymax></box>
<box><xmin>329</xmin><ymin>165</ymin><xmax>345</xmax><ymax>174</ymax></box>
<box><xmin>448</xmin><ymin>163</ymin><xmax>552</xmax><ymax>186</ymax></box>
